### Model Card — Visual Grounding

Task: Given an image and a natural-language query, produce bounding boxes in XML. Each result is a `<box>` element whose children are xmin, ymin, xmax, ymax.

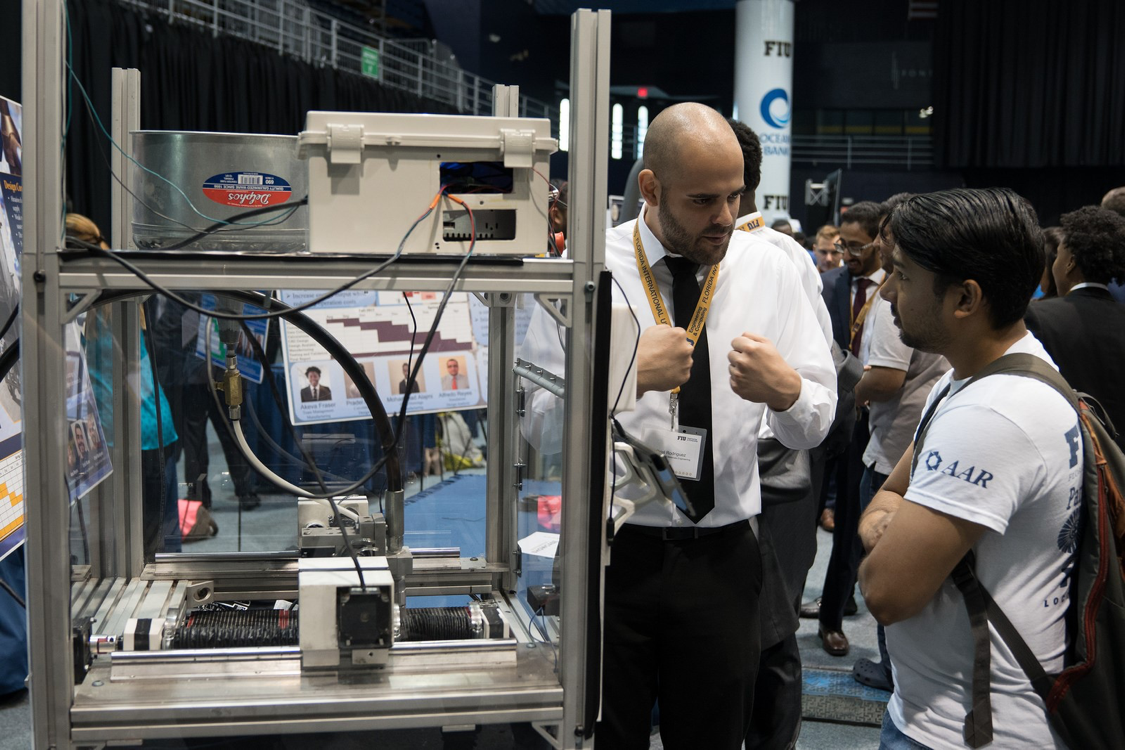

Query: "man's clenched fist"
<box><xmin>636</xmin><ymin>325</ymin><xmax>694</xmax><ymax>397</ymax></box>
<box><xmin>727</xmin><ymin>332</ymin><xmax>802</xmax><ymax>411</ymax></box>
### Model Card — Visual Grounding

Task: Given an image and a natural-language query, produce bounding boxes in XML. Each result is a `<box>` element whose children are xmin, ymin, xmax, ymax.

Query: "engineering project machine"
<box><xmin>20</xmin><ymin>4</ymin><xmax>616</xmax><ymax>747</ymax></box>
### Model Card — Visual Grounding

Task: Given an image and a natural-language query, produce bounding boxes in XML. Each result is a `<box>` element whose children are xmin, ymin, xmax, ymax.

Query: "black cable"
<box><xmin>387</xmin><ymin>236</ymin><xmax>477</xmax><ymax>490</ymax></box>
<box><xmin>201</xmin><ymin>324</ymin><xmax>252</xmax><ymax>555</ymax></box>
<box><xmin>75</xmin><ymin>494</ymin><xmax>91</xmax><ymax>566</ymax></box>
<box><xmin>165</xmin><ymin>206</ymin><xmax>477</xmax><ymax>502</ymax></box>
<box><xmin>242</xmin><ymin>395</ymin><xmax>349</xmax><ymax>482</ymax></box>
<box><xmin>204</xmin><ymin>323</ymin><xmax>358</xmax><ymax>589</ymax></box>
<box><xmin>608</xmin><ymin>276</ymin><xmax>641</xmax><ymax>418</ymax></box>
<box><xmin>162</xmin><ymin>199</ymin><xmax>308</xmax><ymax>251</ymax></box>
<box><xmin>400</xmin><ymin>292</ymin><xmax>422</xmax><ymax>487</ymax></box>
<box><xmin>0</xmin><ymin>303</ymin><xmax>19</xmax><ymax>342</ymax></box>
<box><xmin>0</xmin><ymin>339</ymin><xmax>18</xmax><ymax>380</ymax></box>
<box><xmin>0</xmin><ymin>577</ymin><xmax>24</xmax><ymax>609</ymax></box>
<box><xmin>67</xmin><ymin>192</ymin><xmax>443</xmax><ymax>323</ymax></box>
<box><xmin>74</xmin><ymin>237</ymin><xmax>401</xmax><ymax>322</ymax></box>
<box><xmin>606</xmin><ymin>276</ymin><xmax>641</xmax><ymax>511</ymax></box>
<box><xmin>232</xmin><ymin>322</ymin><xmax>369</xmax><ymax>591</ymax></box>
<box><xmin>88</xmin><ymin>197</ymin><xmax>475</xmax><ymax>502</ymax></box>
<box><xmin>238</xmin><ymin>321</ymin><xmax>332</xmax><ymax>494</ymax></box>
<box><xmin>100</xmin><ymin>289</ymin><xmax>402</xmax><ymax>495</ymax></box>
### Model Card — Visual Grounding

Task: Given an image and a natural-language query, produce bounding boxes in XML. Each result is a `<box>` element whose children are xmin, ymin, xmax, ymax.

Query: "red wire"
<box><xmin>446</xmin><ymin>193</ymin><xmax>476</xmax><ymax>256</ymax></box>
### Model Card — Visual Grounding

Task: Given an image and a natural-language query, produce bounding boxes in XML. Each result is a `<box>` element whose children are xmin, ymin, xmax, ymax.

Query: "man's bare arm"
<box><xmin>858</xmin><ymin>443</ymin><xmax>987</xmax><ymax>625</ymax></box>
<box><xmin>854</xmin><ymin>365</ymin><xmax>906</xmax><ymax>406</ymax></box>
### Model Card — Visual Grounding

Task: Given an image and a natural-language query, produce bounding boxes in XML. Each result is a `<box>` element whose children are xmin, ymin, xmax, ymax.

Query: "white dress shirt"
<box><xmin>737</xmin><ymin>212</ymin><xmax>833</xmax><ymax>346</ymax></box>
<box><xmin>851</xmin><ymin>267</ymin><xmax>886</xmax><ymax>365</ymax></box>
<box><xmin>520</xmin><ymin>214</ymin><xmax>837</xmax><ymax>527</ymax></box>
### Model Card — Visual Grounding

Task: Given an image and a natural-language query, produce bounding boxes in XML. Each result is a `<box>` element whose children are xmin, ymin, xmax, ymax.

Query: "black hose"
<box><xmin>0</xmin><ymin>339</ymin><xmax>17</xmax><ymax>381</ymax></box>
<box><xmin>98</xmin><ymin>290</ymin><xmax>401</xmax><ymax>493</ymax></box>
<box><xmin>0</xmin><ymin>577</ymin><xmax>24</xmax><ymax>609</ymax></box>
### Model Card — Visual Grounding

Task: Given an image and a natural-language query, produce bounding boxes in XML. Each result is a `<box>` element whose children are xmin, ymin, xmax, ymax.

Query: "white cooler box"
<box><xmin>298</xmin><ymin>112</ymin><xmax>557</xmax><ymax>256</ymax></box>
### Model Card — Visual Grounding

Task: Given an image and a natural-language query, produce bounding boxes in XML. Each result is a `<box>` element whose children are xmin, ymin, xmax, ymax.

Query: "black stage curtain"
<box><xmin>933</xmin><ymin>0</ymin><xmax>1125</xmax><ymax>170</ymax></box>
<box><xmin>67</xmin><ymin>0</ymin><xmax>457</xmax><ymax>233</ymax></box>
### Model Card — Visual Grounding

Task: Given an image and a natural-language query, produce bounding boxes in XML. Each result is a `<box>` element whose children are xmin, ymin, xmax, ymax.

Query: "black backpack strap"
<box><xmin>951</xmin><ymin>553</ymin><xmax>1057</xmax><ymax>701</ymax></box>
<box><xmin>914</xmin><ymin>353</ymin><xmax>1078</xmax><ymax>745</ymax></box>
<box><xmin>909</xmin><ymin>383</ymin><xmax>951</xmax><ymax>477</ymax></box>
<box><xmin>950</xmin><ymin>553</ymin><xmax>994</xmax><ymax>748</ymax></box>
<box><xmin>965</xmin><ymin>353</ymin><xmax>1080</xmax><ymax>411</ymax></box>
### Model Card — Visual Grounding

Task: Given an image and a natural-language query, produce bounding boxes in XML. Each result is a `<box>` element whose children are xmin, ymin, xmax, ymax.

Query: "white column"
<box><xmin>734</xmin><ymin>0</ymin><xmax>794</xmax><ymax>224</ymax></box>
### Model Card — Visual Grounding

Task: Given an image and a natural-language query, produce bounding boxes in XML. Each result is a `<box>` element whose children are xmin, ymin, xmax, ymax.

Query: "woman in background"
<box><xmin>67</xmin><ymin>214</ymin><xmax>181</xmax><ymax>557</ymax></box>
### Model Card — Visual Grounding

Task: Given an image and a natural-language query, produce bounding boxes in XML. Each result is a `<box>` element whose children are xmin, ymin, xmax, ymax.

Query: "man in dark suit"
<box><xmin>300</xmin><ymin>366</ymin><xmax>332</xmax><ymax>402</ymax></box>
<box><xmin>398</xmin><ymin>362</ymin><xmax>420</xmax><ymax>395</ymax></box>
<box><xmin>806</xmin><ymin>201</ymin><xmax>886</xmax><ymax>657</ymax></box>
<box><xmin>1101</xmin><ymin>187</ymin><xmax>1125</xmax><ymax>303</ymax></box>
<box><xmin>1025</xmin><ymin>205</ymin><xmax>1125</xmax><ymax>450</ymax></box>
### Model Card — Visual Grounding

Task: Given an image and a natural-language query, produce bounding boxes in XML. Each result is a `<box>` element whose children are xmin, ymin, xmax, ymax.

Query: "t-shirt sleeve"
<box><xmin>866</xmin><ymin>299</ymin><xmax>912</xmax><ymax>371</ymax></box>
<box><xmin>906</xmin><ymin>402</ymin><xmax>1044</xmax><ymax>534</ymax></box>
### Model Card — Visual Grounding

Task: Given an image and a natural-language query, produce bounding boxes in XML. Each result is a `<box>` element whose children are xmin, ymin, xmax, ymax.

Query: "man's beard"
<box><xmin>658</xmin><ymin>206</ymin><xmax>731</xmax><ymax>266</ymax></box>
<box><xmin>893</xmin><ymin>303</ymin><xmax>951</xmax><ymax>353</ymax></box>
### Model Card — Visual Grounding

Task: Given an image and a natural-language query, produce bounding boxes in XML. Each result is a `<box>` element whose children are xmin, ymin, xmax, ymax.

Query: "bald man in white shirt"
<box><xmin>522</xmin><ymin>103</ymin><xmax>835</xmax><ymax>749</ymax></box>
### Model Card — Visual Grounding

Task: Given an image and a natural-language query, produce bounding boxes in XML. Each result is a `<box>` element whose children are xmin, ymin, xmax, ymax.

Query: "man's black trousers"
<box><xmin>596</xmin><ymin>521</ymin><xmax>762</xmax><ymax>750</ymax></box>
<box><xmin>819</xmin><ymin>410</ymin><xmax>869</xmax><ymax>631</ymax></box>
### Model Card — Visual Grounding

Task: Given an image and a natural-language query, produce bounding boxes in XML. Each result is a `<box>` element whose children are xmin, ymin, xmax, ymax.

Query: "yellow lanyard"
<box><xmin>736</xmin><ymin>215</ymin><xmax>764</xmax><ymax>232</ymax></box>
<box><xmin>849</xmin><ymin>276</ymin><xmax>886</xmax><ymax>347</ymax></box>
<box><xmin>632</xmin><ymin>223</ymin><xmax>719</xmax><ymax>348</ymax></box>
<box><xmin>633</xmin><ymin>222</ymin><xmax>719</xmax><ymax>423</ymax></box>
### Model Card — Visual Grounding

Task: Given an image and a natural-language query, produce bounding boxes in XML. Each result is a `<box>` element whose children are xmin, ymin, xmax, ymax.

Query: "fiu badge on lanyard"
<box><xmin>632</xmin><ymin>224</ymin><xmax>718</xmax><ymax>479</ymax></box>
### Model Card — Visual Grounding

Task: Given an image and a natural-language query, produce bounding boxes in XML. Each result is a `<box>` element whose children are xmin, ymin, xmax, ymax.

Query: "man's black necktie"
<box><xmin>664</xmin><ymin>256</ymin><xmax>716</xmax><ymax>523</ymax></box>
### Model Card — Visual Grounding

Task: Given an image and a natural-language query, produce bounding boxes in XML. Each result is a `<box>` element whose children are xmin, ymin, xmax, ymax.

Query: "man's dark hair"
<box><xmin>305</xmin><ymin>366</ymin><xmax>321</xmax><ymax>376</ymax></box>
<box><xmin>725</xmin><ymin>118</ymin><xmax>762</xmax><ymax>192</ymax></box>
<box><xmin>883</xmin><ymin>193</ymin><xmax>915</xmax><ymax>213</ymax></box>
<box><xmin>1041</xmin><ymin>226</ymin><xmax>1064</xmax><ymax>297</ymax></box>
<box><xmin>877</xmin><ymin>193</ymin><xmax>914</xmax><ymax>239</ymax></box>
<box><xmin>1101</xmin><ymin>186</ymin><xmax>1125</xmax><ymax>218</ymax></box>
<box><xmin>1059</xmin><ymin>206</ymin><xmax>1125</xmax><ymax>285</ymax></box>
<box><xmin>889</xmin><ymin>188</ymin><xmax>1043</xmax><ymax>329</ymax></box>
<box><xmin>839</xmin><ymin>201</ymin><xmax>884</xmax><ymax>240</ymax></box>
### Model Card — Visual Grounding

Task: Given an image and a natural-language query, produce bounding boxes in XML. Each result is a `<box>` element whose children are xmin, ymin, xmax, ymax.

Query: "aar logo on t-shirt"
<box><xmin>934</xmin><ymin>459</ymin><xmax>994</xmax><ymax>488</ymax></box>
<box><xmin>924</xmin><ymin>450</ymin><xmax>942</xmax><ymax>471</ymax></box>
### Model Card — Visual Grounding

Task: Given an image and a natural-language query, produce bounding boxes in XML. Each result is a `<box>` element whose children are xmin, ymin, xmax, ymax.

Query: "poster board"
<box><xmin>278</xmin><ymin>288</ymin><xmax>536</xmax><ymax>427</ymax></box>
<box><xmin>0</xmin><ymin>96</ymin><xmax>23</xmax><ymax>561</ymax></box>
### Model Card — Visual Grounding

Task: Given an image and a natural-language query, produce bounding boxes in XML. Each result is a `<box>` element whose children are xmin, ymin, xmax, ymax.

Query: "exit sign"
<box><xmin>361</xmin><ymin>47</ymin><xmax>379</xmax><ymax>79</ymax></box>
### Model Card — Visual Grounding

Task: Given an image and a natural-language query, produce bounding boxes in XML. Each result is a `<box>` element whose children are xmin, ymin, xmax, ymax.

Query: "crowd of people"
<box><xmin>5</xmin><ymin>97</ymin><xmax>1123</xmax><ymax>750</ymax></box>
<box><xmin>523</xmin><ymin>102</ymin><xmax>1125</xmax><ymax>750</ymax></box>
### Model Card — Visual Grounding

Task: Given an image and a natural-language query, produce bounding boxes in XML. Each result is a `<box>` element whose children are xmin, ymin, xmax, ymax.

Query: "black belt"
<box><xmin>625</xmin><ymin>519</ymin><xmax>749</xmax><ymax>542</ymax></box>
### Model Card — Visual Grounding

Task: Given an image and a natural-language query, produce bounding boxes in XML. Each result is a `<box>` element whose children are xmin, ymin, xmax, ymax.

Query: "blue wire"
<box><xmin>65</xmin><ymin>63</ymin><xmax>296</xmax><ymax>229</ymax></box>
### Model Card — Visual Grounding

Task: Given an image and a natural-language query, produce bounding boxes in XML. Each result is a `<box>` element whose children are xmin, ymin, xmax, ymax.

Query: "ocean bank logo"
<box><xmin>760</xmin><ymin>88</ymin><xmax>790</xmax><ymax>129</ymax></box>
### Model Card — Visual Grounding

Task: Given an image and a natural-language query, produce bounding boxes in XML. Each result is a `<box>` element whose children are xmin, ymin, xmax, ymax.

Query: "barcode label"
<box><xmin>238</xmin><ymin>173</ymin><xmax>264</xmax><ymax>186</ymax></box>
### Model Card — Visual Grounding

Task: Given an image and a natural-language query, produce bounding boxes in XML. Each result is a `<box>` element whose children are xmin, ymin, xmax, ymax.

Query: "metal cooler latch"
<box><xmin>327</xmin><ymin>123</ymin><xmax>365</xmax><ymax>165</ymax></box>
<box><xmin>499</xmin><ymin>129</ymin><xmax>536</xmax><ymax>169</ymax></box>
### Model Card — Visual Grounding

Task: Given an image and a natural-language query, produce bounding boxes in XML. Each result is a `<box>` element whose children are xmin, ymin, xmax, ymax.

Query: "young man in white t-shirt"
<box><xmin>858</xmin><ymin>188</ymin><xmax>1080</xmax><ymax>749</ymax></box>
